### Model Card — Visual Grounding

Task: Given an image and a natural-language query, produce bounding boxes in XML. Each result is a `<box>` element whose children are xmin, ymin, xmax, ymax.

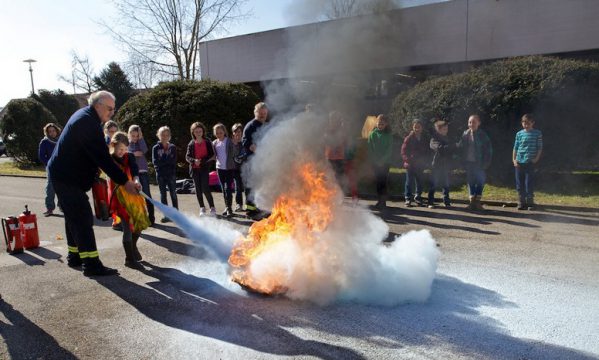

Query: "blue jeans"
<box><xmin>405</xmin><ymin>167</ymin><xmax>425</xmax><ymax>202</ymax></box>
<box><xmin>465</xmin><ymin>162</ymin><xmax>486</xmax><ymax>197</ymax></box>
<box><xmin>138</xmin><ymin>172</ymin><xmax>154</xmax><ymax>222</ymax></box>
<box><xmin>515</xmin><ymin>162</ymin><xmax>535</xmax><ymax>202</ymax></box>
<box><xmin>428</xmin><ymin>165</ymin><xmax>450</xmax><ymax>205</ymax></box>
<box><xmin>157</xmin><ymin>175</ymin><xmax>178</xmax><ymax>209</ymax></box>
<box><xmin>45</xmin><ymin>169</ymin><xmax>56</xmax><ymax>210</ymax></box>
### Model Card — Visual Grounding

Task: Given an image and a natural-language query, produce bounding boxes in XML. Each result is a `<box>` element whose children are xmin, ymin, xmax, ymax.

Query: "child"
<box><xmin>107</xmin><ymin>132</ymin><xmax>149</xmax><ymax>269</ymax></box>
<box><xmin>185</xmin><ymin>122</ymin><xmax>216</xmax><ymax>216</ymax></box>
<box><xmin>512</xmin><ymin>114</ymin><xmax>543</xmax><ymax>210</ymax></box>
<box><xmin>38</xmin><ymin>123</ymin><xmax>61</xmax><ymax>216</ymax></box>
<box><xmin>104</xmin><ymin>120</ymin><xmax>119</xmax><ymax>145</ymax></box>
<box><xmin>152</xmin><ymin>126</ymin><xmax>178</xmax><ymax>222</ymax></box>
<box><xmin>231</xmin><ymin>123</ymin><xmax>245</xmax><ymax>211</ymax></box>
<box><xmin>459</xmin><ymin>114</ymin><xmax>493</xmax><ymax>210</ymax></box>
<box><xmin>324</xmin><ymin>111</ymin><xmax>347</xmax><ymax>185</ymax></box>
<box><xmin>128</xmin><ymin>125</ymin><xmax>155</xmax><ymax>224</ymax></box>
<box><xmin>368</xmin><ymin>114</ymin><xmax>394</xmax><ymax>209</ymax></box>
<box><xmin>401</xmin><ymin>119</ymin><xmax>429</xmax><ymax>207</ymax></box>
<box><xmin>212</xmin><ymin>123</ymin><xmax>236</xmax><ymax>217</ymax></box>
<box><xmin>428</xmin><ymin>119</ymin><xmax>456</xmax><ymax>208</ymax></box>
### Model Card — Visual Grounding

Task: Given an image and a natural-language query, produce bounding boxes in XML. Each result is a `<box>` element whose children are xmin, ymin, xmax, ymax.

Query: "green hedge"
<box><xmin>0</xmin><ymin>98</ymin><xmax>57</xmax><ymax>164</ymax></box>
<box><xmin>390</xmin><ymin>56</ymin><xmax>599</xmax><ymax>180</ymax></box>
<box><xmin>115</xmin><ymin>80</ymin><xmax>259</xmax><ymax>175</ymax></box>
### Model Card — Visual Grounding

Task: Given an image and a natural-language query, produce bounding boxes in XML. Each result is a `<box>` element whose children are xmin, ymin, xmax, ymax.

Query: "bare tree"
<box><xmin>101</xmin><ymin>0</ymin><xmax>248</xmax><ymax>81</ymax></box>
<box><xmin>58</xmin><ymin>51</ymin><xmax>96</xmax><ymax>93</ymax></box>
<box><xmin>323</xmin><ymin>0</ymin><xmax>396</xmax><ymax>20</ymax></box>
<box><xmin>124</xmin><ymin>53</ymin><xmax>160</xmax><ymax>89</ymax></box>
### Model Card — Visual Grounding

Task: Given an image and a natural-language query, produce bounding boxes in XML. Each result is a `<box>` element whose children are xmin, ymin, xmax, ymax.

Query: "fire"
<box><xmin>228</xmin><ymin>161</ymin><xmax>339</xmax><ymax>294</ymax></box>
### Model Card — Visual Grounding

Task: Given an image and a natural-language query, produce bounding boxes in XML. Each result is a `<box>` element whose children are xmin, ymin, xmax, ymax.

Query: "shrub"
<box><xmin>31</xmin><ymin>89</ymin><xmax>80</xmax><ymax>126</ymax></box>
<box><xmin>390</xmin><ymin>56</ymin><xmax>599</xmax><ymax>180</ymax></box>
<box><xmin>115</xmin><ymin>80</ymin><xmax>260</xmax><ymax>176</ymax></box>
<box><xmin>0</xmin><ymin>98</ymin><xmax>57</xmax><ymax>164</ymax></box>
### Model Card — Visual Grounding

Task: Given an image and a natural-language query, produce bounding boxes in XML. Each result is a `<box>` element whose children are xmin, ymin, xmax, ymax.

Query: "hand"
<box><xmin>513</xmin><ymin>160</ymin><xmax>519</xmax><ymax>168</ymax></box>
<box><xmin>250</xmin><ymin>144</ymin><xmax>257</xmax><ymax>152</ymax></box>
<box><xmin>134</xmin><ymin>151</ymin><xmax>143</xmax><ymax>157</ymax></box>
<box><xmin>194</xmin><ymin>159</ymin><xmax>201</xmax><ymax>165</ymax></box>
<box><xmin>123</xmin><ymin>180</ymin><xmax>139</xmax><ymax>194</ymax></box>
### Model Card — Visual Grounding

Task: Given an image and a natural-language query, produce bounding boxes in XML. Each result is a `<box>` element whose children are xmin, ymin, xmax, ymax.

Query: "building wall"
<box><xmin>200</xmin><ymin>0</ymin><xmax>599</xmax><ymax>82</ymax></box>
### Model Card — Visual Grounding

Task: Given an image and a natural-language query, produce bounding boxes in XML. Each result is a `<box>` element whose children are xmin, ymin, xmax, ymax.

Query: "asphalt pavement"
<box><xmin>1</xmin><ymin>175</ymin><xmax>598</xmax><ymax>359</ymax></box>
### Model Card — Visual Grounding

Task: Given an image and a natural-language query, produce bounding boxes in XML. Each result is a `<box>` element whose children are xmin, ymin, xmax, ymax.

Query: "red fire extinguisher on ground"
<box><xmin>92</xmin><ymin>176</ymin><xmax>110</xmax><ymax>221</ymax></box>
<box><xmin>18</xmin><ymin>205</ymin><xmax>39</xmax><ymax>250</ymax></box>
<box><xmin>2</xmin><ymin>216</ymin><xmax>23</xmax><ymax>254</ymax></box>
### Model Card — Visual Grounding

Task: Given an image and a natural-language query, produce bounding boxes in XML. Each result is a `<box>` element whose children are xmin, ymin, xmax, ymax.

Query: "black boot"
<box><xmin>132</xmin><ymin>233</ymin><xmax>142</xmax><ymax>261</ymax></box>
<box><xmin>123</xmin><ymin>240</ymin><xmax>143</xmax><ymax>269</ymax></box>
<box><xmin>67</xmin><ymin>252</ymin><xmax>82</xmax><ymax>268</ymax></box>
<box><xmin>82</xmin><ymin>258</ymin><xmax>119</xmax><ymax>277</ymax></box>
<box><xmin>517</xmin><ymin>196</ymin><xmax>526</xmax><ymax>210</ymax></box>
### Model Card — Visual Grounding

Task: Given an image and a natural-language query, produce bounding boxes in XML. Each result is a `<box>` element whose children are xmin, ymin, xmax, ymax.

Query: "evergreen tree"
<box><xmin>31</xmin><ymin>89</ymin><xmax>80</xmax><ymax>126</ymax></box>
<box><xmin>94</xmin><ymin>62</ymin><xmax>135</xmax><ymax>110</ymax></box>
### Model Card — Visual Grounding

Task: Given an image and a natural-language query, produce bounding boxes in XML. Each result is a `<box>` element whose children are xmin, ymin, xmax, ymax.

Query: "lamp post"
<box><xmin>23</xmin><ymin>59</ymin><xmax>37</xmax><ymax>94</ymax></box>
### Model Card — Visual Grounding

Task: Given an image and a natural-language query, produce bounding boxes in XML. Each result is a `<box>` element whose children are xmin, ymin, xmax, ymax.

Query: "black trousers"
<box><xmin>217</xmin><ymin>169</ymin><xmax>234</xmax><ymax>208</ymax></box>
<box><xmin>192</xmin><ymin>168</ymin><xmax>214</xmax><ymax>208</ymax></box>
<box><xmin>53</xmin><ymin>180</ymin><xmax>100</xmax><ymax>260</ymax></box>
<box><xmin>232</xmin><ymin>168</ymin><xmax>244</xmax><ymax>206</ymax></box>
<box><xmin>373</xmin><ymin>164</ymin><xmax>390</xmax><ymax>197</ymax></box>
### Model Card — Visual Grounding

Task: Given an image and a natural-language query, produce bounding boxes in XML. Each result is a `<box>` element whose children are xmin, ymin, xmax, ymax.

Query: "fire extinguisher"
<box><xmin>1</xmin><ymin>216</ymin><xmax>23</xmax><ymax>254</ymax></box>
<box><xmin>18</xmin><ymin>205</ymin><xmax>39</xmax><ymax>250</ymax></box>
<box><xmin>92</xmin><ymin>176</ymin><xmax>110</xmax><ymax>221</ymax></box>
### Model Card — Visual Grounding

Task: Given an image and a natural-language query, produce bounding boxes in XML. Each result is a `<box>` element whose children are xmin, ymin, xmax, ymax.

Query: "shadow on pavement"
<box><xmin>380</xmin><ymin>208</ymin><xmax>502</xmax><ymax>235</ymax></box>
<box><xmin>290</xmin><ymin>275</ymin><xmax>595</xmax><ymax>360</ymax></box>
<box><xmin>140</xmin><ymin>233</ymin><xmax>210</xmax><ymax>261</ymax></box>
<box><xmin>28</xmin><ymin>247</ymin><xmax>63</xmax><ymax>262</ymax></box>
<box><xmin>7</xmin><ymin>252</ymin><xmax>45</xmax><ymax>266</ymax></box>
<box><xmin>0</xmin><ymin>298</ymin><xmax>77</xmax><ymax>359</ymax></box>
<box><xmin>94</xmin><ymin>262</ymin><xmax>365</xmax><ymax>359</ymax></box>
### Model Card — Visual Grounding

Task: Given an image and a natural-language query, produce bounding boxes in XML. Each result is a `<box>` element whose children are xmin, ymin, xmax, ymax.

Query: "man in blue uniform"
<box><xmin>48</xmin><ymin>91</ymin><xmax>139</xmax><ymax>276</ymax></box>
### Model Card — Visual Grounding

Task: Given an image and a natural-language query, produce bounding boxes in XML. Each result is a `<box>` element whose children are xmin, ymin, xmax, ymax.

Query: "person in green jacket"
<box><xmin>368</xmin><ymin>114</ymin><xmax>394</xmax><ymax>209</ymax></box>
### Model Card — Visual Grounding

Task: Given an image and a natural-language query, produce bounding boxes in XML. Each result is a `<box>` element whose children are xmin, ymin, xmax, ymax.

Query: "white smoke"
<box><xmin>237</xmin><ymin>110</ymin><xmax>440</xmax><ymax>306</ymax></box>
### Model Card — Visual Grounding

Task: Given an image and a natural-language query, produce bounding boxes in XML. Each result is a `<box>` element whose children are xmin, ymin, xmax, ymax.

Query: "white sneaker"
<box><xmin>199</xmin><ymin>208</ymin><xmax>206</xmax><ymax>216</ymax></box>
<box><xmin>209</xmin><ymin>207</ymin><xmax>217</xmax><ymax>217</ymax></box>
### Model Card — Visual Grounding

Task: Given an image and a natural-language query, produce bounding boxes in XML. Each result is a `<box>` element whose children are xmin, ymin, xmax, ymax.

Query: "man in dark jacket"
<box><xmin>241</xmin><ymin>102</ymin><xmax>268</xmax><ymax>220</ymax></box>
<box><xmin>48</xmin><ymin>91</ymin><xmax>139</xmax><ymax>276</ymax></box>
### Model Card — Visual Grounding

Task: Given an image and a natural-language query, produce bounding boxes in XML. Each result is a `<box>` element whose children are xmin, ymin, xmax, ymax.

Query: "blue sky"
<box><xmin>0</xmin><ymin>0</ymin><xmax>294</xmax><ymax>106</ymax></box>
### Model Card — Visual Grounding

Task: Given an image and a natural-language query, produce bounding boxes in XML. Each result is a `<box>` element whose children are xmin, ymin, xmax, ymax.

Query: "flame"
<box><xmin>228</xmin><ymin>161</ymin><xmax>339</xmax><ymax>294</ymax></box>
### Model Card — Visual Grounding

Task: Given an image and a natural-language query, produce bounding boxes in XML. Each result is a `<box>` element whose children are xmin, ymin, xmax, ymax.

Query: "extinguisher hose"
<box><xmin>1</xmin><ymin>218</ymin><xmax>8</xmax><ymax>247</ymax></box>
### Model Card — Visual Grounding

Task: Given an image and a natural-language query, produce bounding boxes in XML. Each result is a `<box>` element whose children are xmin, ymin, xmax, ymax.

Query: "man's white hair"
<box><xmin>88</xmin><ymin>90</ymin><xmax>116</xmax><ymax>106</ymax></box>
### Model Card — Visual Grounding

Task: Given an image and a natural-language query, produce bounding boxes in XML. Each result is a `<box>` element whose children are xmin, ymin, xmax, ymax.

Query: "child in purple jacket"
<box><xmin>128</xmin><ymin>125</ymin><xmax>155</xmax><ymax>225</ymax></box>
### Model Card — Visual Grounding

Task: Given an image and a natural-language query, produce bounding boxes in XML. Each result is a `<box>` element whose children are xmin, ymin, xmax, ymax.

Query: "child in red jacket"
<box><xmin>108</xmin><ymin>132</ymin><xmax>150</xmax><ymax>269</ymax></box>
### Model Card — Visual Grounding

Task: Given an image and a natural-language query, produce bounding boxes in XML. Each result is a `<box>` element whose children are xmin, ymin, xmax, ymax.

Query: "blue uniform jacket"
<box><xmin>48</xmin><ymin>106</ymin><xmax>128</xmax><ymax>191</ymax></box>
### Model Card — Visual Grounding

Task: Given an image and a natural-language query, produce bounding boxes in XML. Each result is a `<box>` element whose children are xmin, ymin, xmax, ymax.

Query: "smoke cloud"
<box><xmin>146</xmin><ymin>0</ymin><xmax>442</xmax><ymax>307</ymax></box>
